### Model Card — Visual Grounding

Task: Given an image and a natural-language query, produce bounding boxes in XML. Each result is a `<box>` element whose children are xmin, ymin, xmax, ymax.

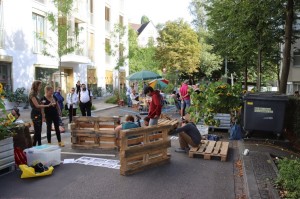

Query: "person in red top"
<box><xmin>179</xmin><ymin>80</ymin><xmax>191</xmax><ymax>120</ymax></box>
<box><xmin>143</xmin><ymin>86</ymin><xmax>162</xmax><ymax>126</ymax></box>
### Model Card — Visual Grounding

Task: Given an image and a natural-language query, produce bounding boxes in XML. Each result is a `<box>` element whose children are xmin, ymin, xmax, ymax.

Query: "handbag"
<box><xmin>64</xmin><ymin>103</ymin><xmax>68</xmax><ymax>110</ymax></box>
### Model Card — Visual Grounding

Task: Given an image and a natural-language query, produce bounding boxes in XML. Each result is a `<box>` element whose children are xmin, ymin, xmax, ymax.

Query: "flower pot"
<box><xmin>0</xmin><ymin>137</ymin><xmax>15</xmax><ymax>171</ymax></box>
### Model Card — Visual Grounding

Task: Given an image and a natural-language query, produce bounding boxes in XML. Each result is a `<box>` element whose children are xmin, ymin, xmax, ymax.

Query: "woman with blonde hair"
<box><xmin>29</xmin><ymin>80</ymin><xmax>51</xmax><ymax>146</ymax></box>
<box><xmin>41</xmin><ymin>85</ymin><xmax>64</xmax><ymax>147</ymax></box>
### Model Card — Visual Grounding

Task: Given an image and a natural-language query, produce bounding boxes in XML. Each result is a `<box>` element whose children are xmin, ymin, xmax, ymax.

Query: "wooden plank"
<box><xmin>197</xmin><ymin>140</ymin><xmax>208</xmax><ymax>153</ymax></box>
<box><xmin>213</xmin><ymin>141</ymin><xmax>222</xmax><ymax>155</ymax></box>
<box><xmin>220</xmin><ymin>142</ymin><xmax>229</xmax><ymax>157</ymax></box>
<box><xmin>204</xmin><ymin>141</ymin><xmax>216</xmax><ymax>154</ymax></box>
<box><xmin>121</xmin><ymin>140</ymin><xmax>171</xmax><ymax>158</ymax></box>
<box><xmin>121</xmin><ymin>158</ymin><xmax>170</xmax><ymax>176</ymax></box>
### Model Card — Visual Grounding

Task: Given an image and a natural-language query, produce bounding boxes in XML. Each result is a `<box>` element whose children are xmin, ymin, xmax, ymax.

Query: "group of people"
<box><xmin>119</xmin><ymin>84</ymin><xmax>201</xmax><ymax>154</ymax></box>
<box><xmin>28</xmin><ymin>80</ymin><xmax>94</xmax><ymax>147</ymax></box>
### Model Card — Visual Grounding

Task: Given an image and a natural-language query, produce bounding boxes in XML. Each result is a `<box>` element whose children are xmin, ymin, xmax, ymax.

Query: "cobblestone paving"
<box><xmin>250</xmin><ymin>152</ymin><xmax>277</xmax><ymax>199</ymax></box>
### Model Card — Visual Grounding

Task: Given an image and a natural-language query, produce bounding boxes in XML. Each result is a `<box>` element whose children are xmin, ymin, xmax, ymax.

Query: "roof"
<box><xmin>129</xmin><ymin>23</ymin><xmax>142</xmax><ymax>32</ymax></box>
<box><xmin>137</xmin><ymin>22</ymin><xmax>150</xmax><ymax>35</ymax></box>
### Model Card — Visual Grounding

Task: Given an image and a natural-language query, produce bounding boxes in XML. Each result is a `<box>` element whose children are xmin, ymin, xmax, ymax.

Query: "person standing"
<box><xmin>41</xmin><ymin>86</ymin><xmax>64</xmax><ymax>147</ymax></box>
<box><xmin>78</xmin><ymin>83</ymin><xmax>93</xmax><ymax>116</ymax></box>
<box><xmin>126</xmin><ymin>86</ymin><xmax>132</xmax><ymax>107</ymax></box>
<box><xmin>76</xmin><ymin>80</ymin><xmax>81</xmax><ymax>94</ymax></box>
<box><xmin>28</xmin><ymin>80</ymin><xmax>50</xmax><ymax>146</ymax></box>
<box><xmin>53</xmin><ymin>87</ymin><xmax>64</xmax><ymax>125</ymax></box>
<box><xmin>143</xmin><ymin>86</ymin><xmax>163</xmax><ymax>126</ymax></box>
<box><xmin>179</xmin><ymin>80</ymin><xmax>191</xmax><ymax>120</ymax></box>
<box><xmin>66</xmin><ymin>87</ymin><xmax>78</xmax><ymax>123</ymax></box>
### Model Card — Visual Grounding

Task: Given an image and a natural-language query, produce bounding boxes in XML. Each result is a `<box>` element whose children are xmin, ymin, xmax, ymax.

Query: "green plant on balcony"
<box><xmin>188</xmin><ymin>81</ymin><xmax>244</xmax><ymax>126</ymax></box>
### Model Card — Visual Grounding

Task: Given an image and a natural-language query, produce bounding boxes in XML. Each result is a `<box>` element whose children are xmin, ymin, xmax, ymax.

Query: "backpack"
<box><xmin>79</xmin><ymin>89</ymin><xmax>91</xmax><ymax>102</ymax></box>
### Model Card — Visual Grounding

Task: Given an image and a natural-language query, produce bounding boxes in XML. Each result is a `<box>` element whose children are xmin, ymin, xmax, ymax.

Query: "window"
<box><xmin>294</xmin><ymin>51</ymin><xmax>300</xmax><ymax>66</ymax></box>
<box><xmin>105</xmin><ymin>6</ymin><xmax>110</xmax><ymax>22</ymax></box>
<box><xmin>0</xmin><ymin>63</ymin><xmax>12</xmax><ymax>90</ymax></box>
<box><xmin>32</xmin><ymin>13</ymin><xmax>45</xmax><ymax>53</ymax></box>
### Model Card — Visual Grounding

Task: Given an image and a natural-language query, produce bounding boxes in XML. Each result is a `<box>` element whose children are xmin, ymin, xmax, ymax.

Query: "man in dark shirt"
<box><xmin>174</xmin><ymin>120</ymin><xmax>201</xmax><ymax>153</ymax></box>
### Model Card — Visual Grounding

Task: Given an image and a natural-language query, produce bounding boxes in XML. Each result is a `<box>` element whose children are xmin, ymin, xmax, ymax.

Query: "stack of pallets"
<box><xmin>70</xmin><ymin>116</ymin><xmax>120</xmax><ymax>149</ymax></box>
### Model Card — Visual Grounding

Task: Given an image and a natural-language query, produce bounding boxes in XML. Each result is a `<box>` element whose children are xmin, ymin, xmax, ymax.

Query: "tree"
<box><xmin>204</xmin><ymin>0</ymin><xmax>285</xmax><ymax>90</ymax></box>
<box><xmin>155</xmin><ymin>19</ymin><xmax>201</xmax><ymax>76</ymax></box>
<box><xmin>280</xmin><ymin>0</ymin><xmax>295</xmax><ymax>93</ymax></box>
<box><xmin>39</xmin><ymin>0</ymin><xmax>82</xmax><ymax>86</ymax></box>
<box><xmin>128</xmin><ymin>27</ymin><xmax>160</xmax><ymax>74</ymax></box>
<box><xmin>141</xmin><ymin>15</ymin><xmax>150</xmax><ymax>24</ymax></box>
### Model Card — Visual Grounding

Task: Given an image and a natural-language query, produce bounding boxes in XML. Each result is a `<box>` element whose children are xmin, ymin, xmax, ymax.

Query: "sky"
<box><xmin>126</xmin><ymin>0</ymin><xmax>193</xmax><ymax>25</ymax></box>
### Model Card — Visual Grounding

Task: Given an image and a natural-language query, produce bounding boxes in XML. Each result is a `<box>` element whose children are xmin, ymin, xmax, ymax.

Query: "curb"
<box><xmin>238</xmin><ymin>140</ymin><xmax>261</xmax><ymax>199</ymax></box>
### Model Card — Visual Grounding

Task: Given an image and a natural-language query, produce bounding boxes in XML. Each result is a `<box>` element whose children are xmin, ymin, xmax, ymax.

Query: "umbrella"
<box><xmin>126</xmin><ymin>70</ymin><xmax>162</xmax><ymax>81</ymax></box>
<box><xmin>149</xmin><ymin>78</ymin><xmax>169</xmax><ymax>89</ymax></box>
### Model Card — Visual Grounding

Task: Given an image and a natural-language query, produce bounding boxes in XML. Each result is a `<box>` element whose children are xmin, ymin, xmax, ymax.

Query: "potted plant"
<box><xmin>0</xmin><ymin>83</ymin><xmax>16</xmax><ymax>170</ymax></box>
<box><xmin>188</xmin><ymin>81</ymin><xmax>244</xmax><ymax>128</ymax></box>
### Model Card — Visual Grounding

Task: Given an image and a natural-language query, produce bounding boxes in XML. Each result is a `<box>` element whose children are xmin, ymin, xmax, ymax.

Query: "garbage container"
<box><xmin>243</xmin><ymin>92</ymin><xmax>288</xmax><ymax>136</ymax></box>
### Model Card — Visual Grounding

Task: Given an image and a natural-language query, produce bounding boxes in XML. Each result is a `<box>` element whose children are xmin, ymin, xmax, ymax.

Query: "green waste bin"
<box><xmin>243</xmin><ymin>92</ymin><xmax>288</xmax><ymax>136</ymax></box>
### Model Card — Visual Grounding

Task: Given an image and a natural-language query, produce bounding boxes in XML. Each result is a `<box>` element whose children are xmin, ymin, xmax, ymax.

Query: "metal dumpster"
<box><xmin>243</xmin><ymin>92</ymin><xmax>288</xmax><ymax>136</ymax></box>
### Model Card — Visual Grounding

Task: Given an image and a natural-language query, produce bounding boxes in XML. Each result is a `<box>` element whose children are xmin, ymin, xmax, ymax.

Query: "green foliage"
<box><xmin>188</xmin><ymin>81</ymin><xmax>243</xmax><ymax>126</ymax></box>
<box><xmin>284</xmin><ymin>97</ymin><xmax>300</xmax><ymax>139</ymax></box>
<box><xmin>141</xmin><ymin>15</ymin><xmax>150</xmax><ymax>24</ymax></box>
<box><xmin>128</xmin><ymin>27</ymin><xmax>160</xmax><ymax>74</ymax></box>
<box><xmin>104</xmin><ymin>89</ymin><xmax>127</xmax><ymax>105</ymax></box>
<box><xmin>0</xmin><ymin>117</ymin><xmax>18</xmax><ymax>140</ymax></box>
<box><xmin>276</xmin><ymin>158</ymin><xmax>300</xmax><ymax>199</ymax></box>
<box><xmin>156</xmin><ymin>19</ymin><xmax>201</xmax><ymax>75</ymax></box>
<box><xmin>4</xmin><ymin>87</ymin><xmax>28</xmax><ymax>105</ymax></box>
<box><xmin>163</xmin><ymin>83</ymin><xmax>175</xmax><ymax>94</ymax></box>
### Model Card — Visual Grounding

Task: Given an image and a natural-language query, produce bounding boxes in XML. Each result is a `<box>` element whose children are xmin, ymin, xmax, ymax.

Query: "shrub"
<box><xmin>276</xmin><ymin>158</ymin><xmax>300</xmax><ymax>199</ymax></box>
<box><xmin>188</xmin><ymin>81</ymin><xmax>243</xmax><ymax>126</ymax></box>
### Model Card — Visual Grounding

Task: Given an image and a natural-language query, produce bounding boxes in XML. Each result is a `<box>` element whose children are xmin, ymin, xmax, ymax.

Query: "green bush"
<box><xmin>276</xmin><ymin>158</ymin><xmax>300</xmax><ymax>199</ymax></box>
<box><xmin>105</xmin><ymin>96</ymin><xmax>118</xmax><ymax>104</ymax></box>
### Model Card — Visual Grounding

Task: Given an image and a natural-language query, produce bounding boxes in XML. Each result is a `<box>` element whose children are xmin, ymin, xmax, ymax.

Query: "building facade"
<box><xmin>0</xmin><ymin>0</ymin><xmax>128</xmax><ymax>97</ymax></box>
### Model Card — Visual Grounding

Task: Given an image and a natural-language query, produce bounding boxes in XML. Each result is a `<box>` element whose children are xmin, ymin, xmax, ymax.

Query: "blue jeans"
<box><xmin>149</xmin><ymin>118</ymin><xmax>158</xmax><ymax>126</ymax></box>
<box><xmin>127</xmin><ymin>94</ymin><xmax>132</xmax><ymax>107</ymax></box>
<box><xmin>181</xmin><ymin>99</ymin><xmax>191</xmax><ymax>116</ymax></box>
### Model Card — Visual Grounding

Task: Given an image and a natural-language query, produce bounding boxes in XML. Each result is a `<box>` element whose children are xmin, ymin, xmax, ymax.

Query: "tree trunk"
<box><xmin>257</xmin><ymin>47</ymin><xmax>262</xmax><ymax>92</ymax></box>
<box><xmin>279</xmin><ymin>0</ymin><xmax>294</xmax><ymax>94</ymax></box>
<box><xmin>244</xmin><ymin>64</ymin><xmax>248</xmax><ymax>90</ymax></box>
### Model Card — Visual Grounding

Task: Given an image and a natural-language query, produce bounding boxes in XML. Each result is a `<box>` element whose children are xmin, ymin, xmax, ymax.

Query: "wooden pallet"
<box><xmin>158</xmin><ymin>118</ymin><xmax>179</xmax><ymax>134</ymax></box>
<box><xmin>188</xmin><ymin>140</ymin><xmax>229</xmax><ymax>161</ymax></box>
<box><xmin>119</xmin><ymin>124</ymin><xmax>173</xmax><ymax>175</ymax></box>
<box><xmin>0</xmin><ymin>162</ymin><xmax>15</xmax><ymax>176</ymax></box>
<box><xmin>71</xmin><ymin>116</ymin><xmax>120</xmax><ymax>149</ymax></box>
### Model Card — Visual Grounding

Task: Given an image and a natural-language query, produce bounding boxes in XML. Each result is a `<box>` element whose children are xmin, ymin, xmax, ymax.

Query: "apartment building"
<box><xmin>0</xmin><ymin>0</ymin><xmax>128</xmax><ymax>95</ymax></box>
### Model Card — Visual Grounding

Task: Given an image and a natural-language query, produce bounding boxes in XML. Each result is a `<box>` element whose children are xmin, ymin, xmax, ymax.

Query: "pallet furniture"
<box><xmin>158</xmin><ymin>117</ymin><xmax>179</xmax><ymax>134</ymax></box>
<box><xmin>119</xmin><ymin>124</ymin><xmax>173</xmax><ymax>175</ymax></box>
<box><xmin>70</xmin><ymin>116</ymin><xmax>120</xmax><ymax>149</ymax></box>
<box><xmin>188</xmin><ymin>140</ymin><xmax>229</xmax><ymax>161</ymax></box>
<box><xmin>0</xmin><ymin>137</ymin><xmax>15</xmax><ymax>176</ymax></box>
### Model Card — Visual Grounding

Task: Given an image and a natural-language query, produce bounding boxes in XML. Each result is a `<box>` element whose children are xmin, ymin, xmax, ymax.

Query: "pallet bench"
<box><xmin>70</xmin><ymin>116</ymin><xmax>120</xmax><ymax>149</ymax></box>
<box><xmin>119</xmin><ymin>124</ymin><xmax>173</xmax><ymax>175</ymax></box>
<box><xmin>188</xmin><ymin>140</ymin><xmax>229</xmax><ymax>161</ymax></box>
<box><xmin>158</xmin><ymin>118</ymin><xmax>179</xmax><ymax>134</ymax></box>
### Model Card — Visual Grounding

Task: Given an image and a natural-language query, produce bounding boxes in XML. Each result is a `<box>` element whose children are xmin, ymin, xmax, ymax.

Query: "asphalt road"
<box><xmin>0</xmin><ymin>107</ymin><xmax>237</xmax><ymax>199</ymax></box>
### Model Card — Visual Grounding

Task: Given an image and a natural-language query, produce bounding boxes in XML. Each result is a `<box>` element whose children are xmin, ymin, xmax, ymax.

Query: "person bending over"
<box><xmin>174</xmin><ymin>120</ymin><xmax>201</xmax><ymax>153</ymax></box>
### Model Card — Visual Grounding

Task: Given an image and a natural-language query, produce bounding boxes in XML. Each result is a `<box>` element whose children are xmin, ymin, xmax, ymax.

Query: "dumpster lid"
<box><xmin>243</xmin><ymin>92</ymin><xmax>288</xmax><ymax>101</ymax></box>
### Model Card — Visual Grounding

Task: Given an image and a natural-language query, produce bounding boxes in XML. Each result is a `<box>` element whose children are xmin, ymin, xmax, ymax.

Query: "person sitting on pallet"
<box><xmin>173</xmin><ymin>120</ymin><xmax>201</xmax><ymax>153</ymax></box>
<box><xmin>143</xmin><ymin>116</ymin><xmax>150</xmax><ymax>126</ymax></box>
<box><xmin>115</xmin><ymin>115</ymin><xmax>140</xmax><ymax>136</ymax></box>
